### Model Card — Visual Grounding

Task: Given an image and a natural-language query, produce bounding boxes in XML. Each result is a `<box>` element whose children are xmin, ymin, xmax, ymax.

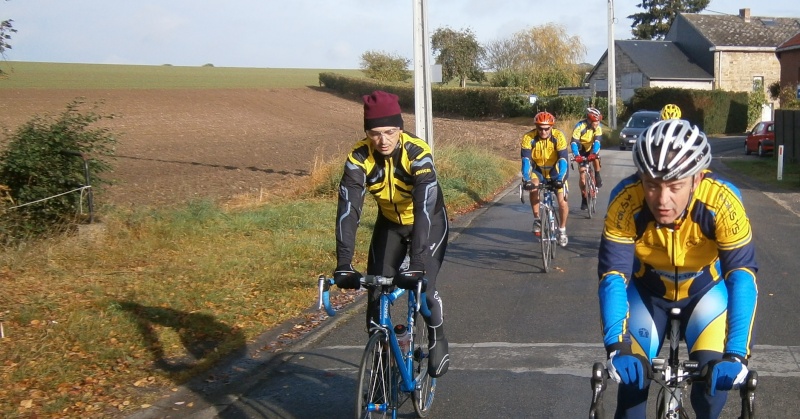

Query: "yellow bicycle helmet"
<box><xmin>660</xmin><ymin>103</ymin><xmax>682</xmax><ymax>120</ymax></box>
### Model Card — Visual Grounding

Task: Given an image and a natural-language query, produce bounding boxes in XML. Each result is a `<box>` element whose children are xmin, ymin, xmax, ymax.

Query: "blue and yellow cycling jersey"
<box><xmin>336</xmin><ymin>132</ymin><xmax>445</xmax><ymax>267</ymax></box>
<box><xmin>570</xmin><ymin>120</ymin><xmax>602</xmax><ymax>156</ymax></box>
<box><xmin>598</xmin><ymin>171</ymin><xmax>758</xmax><ymax>359</ymax></box>
<box><xmin>520</xmin><ymin>127</ymin><xmax>569</xmax><ymax>182</ymax></box>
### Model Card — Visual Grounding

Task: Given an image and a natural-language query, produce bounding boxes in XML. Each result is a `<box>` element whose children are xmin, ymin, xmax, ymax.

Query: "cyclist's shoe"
<box><xmin>595</xmin><ymin>172</ymin><xmax>603</xmax><ymax>188</ymax></box>
<box><xmin>532</xmin><ymin>219</ymin><xmax>541</xmax><ymax>236</ymax></box>
<box><xmin>581</xmin><ymin>196</ymin><xmax>588</xmax><ymax>210</ymax></box>
<box><xmin>558</xmin><ymin>228</ymin><xmax>568</xmax><ymax>247</ymax></box>
<box><xmin>427</xmin><ymin>325</ymin><xmax>449</xmax><ymax>377</ymax></box>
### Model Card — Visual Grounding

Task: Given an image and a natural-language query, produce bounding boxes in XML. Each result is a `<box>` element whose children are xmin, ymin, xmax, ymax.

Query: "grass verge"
<box><xmin>0</xmin><ymin>145</ymin><xmax>517</xmax><ymax>418</ymax></box>
<box><xmin>720</xmin><ymin>155</ymin><xmax>800</xmax><ymax>191</ymax></box>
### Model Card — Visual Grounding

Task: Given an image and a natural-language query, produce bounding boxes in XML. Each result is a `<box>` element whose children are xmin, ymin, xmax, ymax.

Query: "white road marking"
<box><xmin>317</xmin><ymin>343</ymin><xmax>800</xmax><ymax>377</ymax></box>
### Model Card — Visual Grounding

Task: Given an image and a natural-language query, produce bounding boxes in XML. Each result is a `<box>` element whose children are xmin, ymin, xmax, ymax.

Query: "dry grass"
<box><xmin>0</xmin><ymin>144</ymin><xmax>515</xmax><ymax>418</ymax></box>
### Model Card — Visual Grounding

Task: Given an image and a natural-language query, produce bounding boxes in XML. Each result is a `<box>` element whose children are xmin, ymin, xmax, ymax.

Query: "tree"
<box><xmin>360</xmin><ymin>50</ymin><xmax>411</xmax><ymax>82</ymax></box>
<box><xmin>430</xmin><ymin>27</ymin><xmax>485</xmax><ymax>88</ymax></box>
<box><xmin>1</xmin><ymin>0</ymin><xmax>16</xmax><ymax>76</ymax></box>
<box><xmin>629</xmin><ymin>0</ymin><xmax>709</xmax><ymax>40</ymax></box>
<box><xmin>485</xmin><ymin>23</ymin><xmax>586</xmax><ymax>96</ymax></box>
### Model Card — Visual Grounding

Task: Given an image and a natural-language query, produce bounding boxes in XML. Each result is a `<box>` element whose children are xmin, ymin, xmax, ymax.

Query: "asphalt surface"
<box><xmin>129</xmin><ymin>137</ymin><xmax>800</xmax><ymax>419</ymax></box>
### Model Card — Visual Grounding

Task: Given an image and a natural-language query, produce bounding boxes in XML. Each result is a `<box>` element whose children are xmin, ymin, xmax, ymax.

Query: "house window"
<box><xmin>752</xmin><ymin>76</ymin><xmax>764</xmax><ymax>92</ymax></box>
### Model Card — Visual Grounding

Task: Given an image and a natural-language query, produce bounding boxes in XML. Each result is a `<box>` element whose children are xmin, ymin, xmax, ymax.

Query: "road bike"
<box><xmin>589</xmin><ymin>307</ymin><xmax>758</xmax><ymax>418</ymax></box>
<box><xmin>318</xmin><ymin>274</ymin><xmax>435</xmax><ymax>419</ymax></box>
<box><xmin>519</xmin><ymin>179</ymin><xmax>561</xmax><ymax>272</ymax></box>
<box><xmin>572</xmin><ymin>154</ymin><xmax>598</xmax><ymax>219</ymax></box>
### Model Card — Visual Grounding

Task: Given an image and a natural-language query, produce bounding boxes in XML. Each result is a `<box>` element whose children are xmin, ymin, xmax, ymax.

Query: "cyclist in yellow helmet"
<box><xmin>660</xmin><ymin>103</ymin><xmax>682</xmax><ymax>120</ymax></box>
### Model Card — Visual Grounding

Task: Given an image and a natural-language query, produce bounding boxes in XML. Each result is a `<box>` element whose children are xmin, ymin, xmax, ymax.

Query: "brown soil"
<box><xmin>0</xmin><ymin>87</ymin><xmax>525</xmax><ymax>208</ymax></box>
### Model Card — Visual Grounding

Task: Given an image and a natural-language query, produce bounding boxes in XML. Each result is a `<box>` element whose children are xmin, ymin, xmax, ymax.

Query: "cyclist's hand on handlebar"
<box><xmin>588</xmin><ymin>153</ymin><xmax>598</xmax><ymax>161</ymax></box>
<box><xmin>574</xmin><ymin>155</ymin><xmax>584</xmax><ymax>163</ymax></box>
<box><xmin>393</xmin><ymin>267</ymin><xmax>427</xmax><ymax>292</ymax></box>
<box><xmin>549</xmin><ymin>179</ymin><xmax>564</xmax><ymax>190</ymax></box>
<box><xmin>704</xmin><ymin>355</ymin><xmax>749</xmax><ymax>396</ymax></box>
<box><xmin>523</xmin><ymin>180</ymin><xmax>535</xmax><ymax>191</ymax></box>
<box><xmin>333</xmin><ymin>264</ymin><xmax>362</xmax><ymax>289</ymax></box>
<box><xmin>607</xmin><ymin>351</ymin><xmax>651</xmax><ymax>390</ymax></box>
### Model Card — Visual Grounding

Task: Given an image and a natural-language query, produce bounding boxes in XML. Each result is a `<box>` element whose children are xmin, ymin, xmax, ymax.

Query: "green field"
<box><xmin>0</xmin><ymin>61</ymin><xmax>365</xmax><ymax>89</ymax></box>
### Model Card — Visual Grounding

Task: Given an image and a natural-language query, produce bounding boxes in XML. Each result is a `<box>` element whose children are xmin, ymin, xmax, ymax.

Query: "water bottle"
<box><xmin>394</xmin><ymin>324</ymin><xmax>411</xmax><ymax>355</ymax></box>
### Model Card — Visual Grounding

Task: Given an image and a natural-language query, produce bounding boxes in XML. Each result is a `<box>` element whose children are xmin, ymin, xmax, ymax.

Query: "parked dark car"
<box><xmin>619</xmin><ymin>110</ymin><xmax>661</xmax><ymax>150</ymax></box>
<box><xmin>745</xmin><ymin>121</ymin><xmax>774</xmax><ymax>157</ymax></box>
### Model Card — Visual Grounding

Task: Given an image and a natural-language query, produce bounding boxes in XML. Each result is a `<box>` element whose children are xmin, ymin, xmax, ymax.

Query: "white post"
<box><xmin>607</xmin><ymin>0</ymin><xmax>617</xmax><ymax>130</ymax></box>
<box><xmin>777</xmin><ymin>145</ymin><xmax>784</xmax><ymax>181</ymax></box>
<box><xmin>412</xmin><ymin>0</ymin><xmax>434</xmax><ymax>153</ymax></box>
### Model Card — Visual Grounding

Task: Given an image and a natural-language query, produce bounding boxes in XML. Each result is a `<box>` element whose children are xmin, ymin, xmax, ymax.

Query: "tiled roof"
<box><xmin>682</xmin><ymin>13</ymin><xmax>800</xmax><ymax>48</ymax></box>
<box><xmin>616</xmin><ymin>40</ymin><xmax>713</xmax><ymax>80</ymax></box>
<box><xmin>777</xmin><ymin>30</ymin><xmax>800</xmax><ymax>51</ymax></box>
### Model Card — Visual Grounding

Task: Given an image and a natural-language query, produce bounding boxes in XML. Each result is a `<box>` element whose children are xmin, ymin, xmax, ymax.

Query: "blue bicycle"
<box><xmin>589</xmin><ymin>307</ymin><xmax>758</xmax><ymax>418</ymax></box>
<box><xmin>318</xmin><ymin>274</ymin><xmax>435</xmax><ymax>419</ymax></box>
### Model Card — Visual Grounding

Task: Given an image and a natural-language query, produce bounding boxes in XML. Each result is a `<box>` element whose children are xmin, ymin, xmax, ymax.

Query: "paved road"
<box><xmin>132</xmin><ymin>137</ymin><xmax>800</xmax><ymax>418</ymax></box>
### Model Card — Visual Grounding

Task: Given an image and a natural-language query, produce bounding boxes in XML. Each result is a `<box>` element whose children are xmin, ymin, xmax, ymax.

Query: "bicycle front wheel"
<box><xmin>356</xmin><ymin>332</ymin><xmax>393</xmax><ymax>419</ymax></box>
<box><xmin>540</xmin><ymin>204</ymin><xmax>553</xmax><ymax>272</ymax></box>
<box><xmin>412</xmin><ymin>315</ymin><xmax>435</xmax><ymax>417</ymax></box>
<box><xmin>587</xmin><ymin>171</ymin><xmax>597</xmax><ymax>219</ymax></box>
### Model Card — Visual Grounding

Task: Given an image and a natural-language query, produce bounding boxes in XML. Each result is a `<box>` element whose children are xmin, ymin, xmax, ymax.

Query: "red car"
<box><xmin>745</xmin><ymin>121</ymin><xmax>774</xmax><ymax>157</ymax></box>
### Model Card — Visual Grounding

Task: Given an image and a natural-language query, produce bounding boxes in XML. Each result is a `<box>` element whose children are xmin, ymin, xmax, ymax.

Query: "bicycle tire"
<box><xmin>356</xmin><ymin>332</ymin><xmax>393</xmax><ymax>419</ymax></box>
<box><xmin>586</xmin><ymin>167</ymin><xmax>596</xmax><ymax>219</ymax></box>
<box><xmin>550</xmin><ymin>195</ymin><xmax>559</xmax><ymax>259</ymax></box>
<box><xmin>412</xmin><ymin>312</ymin><xmax>435</xmax><ymax>417</ymax></box>
<box><xmin>540</xmin><ymin>203</ymin><xmax>552</xmax><ymax>272</ymax></box>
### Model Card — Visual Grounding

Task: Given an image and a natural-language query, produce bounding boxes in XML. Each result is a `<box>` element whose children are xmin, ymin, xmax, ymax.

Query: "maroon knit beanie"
<box><xmin>363</xmin><ymin>90</ymin><xmax>404</xmax><ymax>130</ymax></box>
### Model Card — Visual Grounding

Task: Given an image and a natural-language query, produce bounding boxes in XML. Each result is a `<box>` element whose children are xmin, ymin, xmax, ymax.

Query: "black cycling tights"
<box><xmin>365</xmin><ymin>210</ymin><xmax>449</xmax><ymax>331</ymax></box>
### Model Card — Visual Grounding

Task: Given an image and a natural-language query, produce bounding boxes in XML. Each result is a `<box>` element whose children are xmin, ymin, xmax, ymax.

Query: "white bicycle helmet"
<box><xmin>632</xmin><ymin>119</ymin><xmax>711</xmax><ymax>180</ymax></box>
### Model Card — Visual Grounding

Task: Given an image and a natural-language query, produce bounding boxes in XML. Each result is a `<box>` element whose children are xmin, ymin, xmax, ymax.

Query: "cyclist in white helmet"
<box><xmin>597</xmin><ymin>119</ymin><xmax>758</xmax><ymax>418</ymax></box>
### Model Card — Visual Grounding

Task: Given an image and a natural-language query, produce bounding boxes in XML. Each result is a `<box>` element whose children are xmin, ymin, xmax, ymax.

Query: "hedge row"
<box><xmin>318</xmin><ymin>73</ymin><xmax>601</xmax><ymax>120</ymax></box>
<box><xmin>625</xmin><ymin>87</ymin><xmax>750</xmax><ymax>134</ymax></box>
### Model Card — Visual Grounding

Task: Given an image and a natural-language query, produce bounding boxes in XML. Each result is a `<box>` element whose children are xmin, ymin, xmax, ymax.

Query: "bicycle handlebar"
<box><xmin>573</xmin><ymin>154</ymin><xmax>597</xmax><ymax>164</ymax></box>
<box><xmin>317</xmin><ymin>274</ymin><xmax>425</xmax><ymax>317</ymax></box>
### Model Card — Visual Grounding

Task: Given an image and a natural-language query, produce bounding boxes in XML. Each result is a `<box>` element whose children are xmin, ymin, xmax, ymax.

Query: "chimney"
<box><xmin>739</xmin><ymin>8</ymin><xmax>751</xmax><ymax>23</ymax></box>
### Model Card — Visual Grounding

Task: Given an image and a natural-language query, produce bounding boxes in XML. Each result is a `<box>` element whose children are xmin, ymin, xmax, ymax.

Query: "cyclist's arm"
<box><xmin>554</xmin><ymin>130</ymin><xmax>570</xmax><ymax>181</ymax></box>
<box><xmin>570</xmin><ymin>123</ymin><xmax>583</xmax><ymax>156</ymax></box>
<box><xmin>598</xmin><ymin>177</ymin><xmax>642</xmax><ymax>353</ymax></box>
<box><xmin>520</xmin><ymin>133</ymin><xmax>534</xmax><ymax>182</ymax></box>
<box><xmin>408</xmin><ymin>139</ymin><xmax>441</xmax><ymax>267</ymax></box>
<box><xmin>335</xmin><ymin>150</ymin><xmax>367</xmax><ymax>266</ymax></box>
<box><xmin>591</xmin><ymin>125</ymin><xmax>603</xmax><ymax>154</ymax></box>
<box><xmin>713</xmin><ymin>179</ymin><xmax>759</xmax><ymax>359</ymax></box>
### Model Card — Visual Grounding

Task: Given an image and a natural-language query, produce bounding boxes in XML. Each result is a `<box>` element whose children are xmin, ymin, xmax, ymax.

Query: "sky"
<box><xmin>2</xmin><ymin>1</ymin><xmax>799</xmax><ymax>70</ymax></box>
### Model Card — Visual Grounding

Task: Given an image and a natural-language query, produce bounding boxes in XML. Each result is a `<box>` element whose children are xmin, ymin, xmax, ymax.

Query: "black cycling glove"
<box><xmin>333</xmin><ymin>264</ymin><xmax>361</xmax><ymax>289</ymax></box>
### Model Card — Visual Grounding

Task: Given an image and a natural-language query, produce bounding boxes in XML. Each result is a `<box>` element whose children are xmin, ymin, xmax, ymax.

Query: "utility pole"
<box><xmin>607</xmin><ymin>0</ymin><xmax>617</xmax><ymax>130</ymax></box>
<box><xmin>412</xmin><ymin>0</ymin><xmax>434</xmax><ymax>153</ymax></box>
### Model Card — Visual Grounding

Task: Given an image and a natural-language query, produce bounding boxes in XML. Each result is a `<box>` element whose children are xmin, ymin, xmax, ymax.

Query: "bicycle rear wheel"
<box><xmin>412</xmin><ymin>314</ymin><xmax>435</xmax><ymax>417</ymax></box>
<box><xmin>356</xmin><ymin>332</ymin><xmax>393</xmax><ymax>419</ymax></box>
<box><xmin>587</xmin><ymin>170</ymin><xmax>597</xmax><ymax>219</ymax></box>
<box><xmin>540</xmin><ymin>204</ymin><xmax>553</xmax><ymax>272</ymax></box>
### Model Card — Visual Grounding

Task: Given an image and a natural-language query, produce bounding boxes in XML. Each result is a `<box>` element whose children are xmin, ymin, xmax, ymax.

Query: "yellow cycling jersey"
<box><xmin>341</xmin><ymin>132</ymin><xmax>441</xmax><ymax>225</ymax></box>
<box><xmin>571</xmin><ymin>120</ymin><xmax>603</xmax><ymax>153</ymax></box>
<box><xmin>335</xmin><ymin>132</ymin><xmax>445</xmax><ymax>268</ymax></box>
<box><xmin>600</xmin><ymin>170</ymin><xmax>756</xmax><ymax>300</ymax></box>
<box><xmin>520</xmin><ymin>128</ymin><xmax>569</xmax><ymax>169</ymax></box>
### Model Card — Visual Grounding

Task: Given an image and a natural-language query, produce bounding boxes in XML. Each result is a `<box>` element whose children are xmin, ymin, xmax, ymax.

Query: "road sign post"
<box><xmin>777</xmin><ymin>145</ymin><xmax>784</xmax><ymax>181</ymax></box>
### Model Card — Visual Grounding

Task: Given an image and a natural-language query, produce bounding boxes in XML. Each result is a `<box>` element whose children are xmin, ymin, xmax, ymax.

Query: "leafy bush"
<box><xmin>0</xmin><ymin>99</ymin><xmax>117</xmax><ymax>241</ymax></box>
<box><xmin>360</xmin><ymin>50</ymin><xmax>412</xmax><ymax>83</ymax></box>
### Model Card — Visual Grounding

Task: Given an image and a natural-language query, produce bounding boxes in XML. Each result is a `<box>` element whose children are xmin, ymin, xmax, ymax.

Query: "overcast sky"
<box><xmin>2</xmin><ymin>1</ymin><xmax>798</xmax><ymax>69</ymax></box>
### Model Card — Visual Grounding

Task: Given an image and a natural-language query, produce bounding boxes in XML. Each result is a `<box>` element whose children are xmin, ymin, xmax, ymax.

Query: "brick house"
<box><xmin>585</xmin><ymin>8</ymin><xmax>800</xmax><ymax>105</ymax></box>
<box><xmin>775</xmin><ymin>31</ymin><xmax>800</xmax><ymax>98</ymax></box>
